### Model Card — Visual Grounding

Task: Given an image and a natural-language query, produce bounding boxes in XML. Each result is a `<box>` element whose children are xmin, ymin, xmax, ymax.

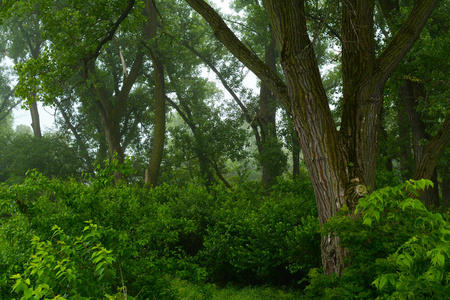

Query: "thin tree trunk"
<box><xmin>442</xmin><ymin>166</ymin><xmax>450</xmax><ymax>209</ymax></box>
<box><xmin>144</xmin><ymin>0</ymin><xmax>166</xmax><ymax>187</ymax></box>
<box><xmin>29</xmin><ymin>100</ymin><xmax>42</xmax><ymax>139</ymax></box>
<box><xmin>260</xmin><ymin>30</ymin><xmax>280</xmax><ymax>187</ymax></box>
<box><xmin>400</xmin><ymin>79</ymin><xmax>440</xmax><ymax>207</ymax></box>
<box><xmin>396</xmin><ymin>100</ymin><xmax>414</xmax><ymax>179</ymax></box>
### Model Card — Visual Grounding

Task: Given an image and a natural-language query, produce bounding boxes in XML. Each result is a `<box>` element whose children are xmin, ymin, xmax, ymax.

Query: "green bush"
<box><xmin>199</xmin><ymin>179</ymin><xmax>320</xmax><ymax>286</ymax></box>
<box><xmin>304</xmin><ymin>179</ymin><xmax>450</xmax><ymax>299</ymax></box>
<box><xmin>1</xmin><ymin>160</ymin><xmax>321</xmax><ymax>298</ymax></box>
<box><xmin>11</xmin><ymin>222</ymin><xmax>118</xmax><ymax>299</ymax></box>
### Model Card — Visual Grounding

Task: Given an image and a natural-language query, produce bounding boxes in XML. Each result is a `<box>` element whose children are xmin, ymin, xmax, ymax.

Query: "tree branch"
<box><xmin>184</xmin><ymin>0</ymin><xmax>289</xmax><ymax>109</ymax></box>
<box><xmin>377</xmin><ymin>0</ymin><xmax>439</xmax><ymax>81</ymax></box>
<box><xmin>83</xmin><ymin>0</ymin><xmax>136</xmax><ymax>72</ymax></box>
<box><xmin>182</xmin><ymin>41</ymin><xmax>263</xmax><ymax>145</ymax></box>
<box><xmin>414</xmin><ymin>114</ymin><xmax>450</xmax><ymax>181</ymax></box>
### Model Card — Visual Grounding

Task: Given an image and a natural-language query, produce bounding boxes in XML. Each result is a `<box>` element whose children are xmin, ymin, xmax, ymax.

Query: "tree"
<box><xmin>0</xmin><ymin>132</ymin><xmax>81</xmax><ymax>183</ymax></box>
<box><xmin>184</xmin><ymin>0</ymin><xmax>448</xmax><ymax>275</ymax></box>
<box><xmin>379</xmin><ymin>0</ymin><xmax>450</xmax><ymax>208</ymax></box>
<box><xmin>1</xmin><ymin>3</ymin><xmax>43</xmax><ymax>138</ymax></box>
<box><xmin>143</xmin><ymin>0</ymin><xmax>166</xmax><ymax>187</ymax></box>
<box><xmin>12</xmin><ymin>0</ymin><xmax>169</xmax><ymax>185</ymax></box>
<box><xmin>0</xmin><ymin>66</ymin><xmax>17</xmax><ymax>123</ymax></box>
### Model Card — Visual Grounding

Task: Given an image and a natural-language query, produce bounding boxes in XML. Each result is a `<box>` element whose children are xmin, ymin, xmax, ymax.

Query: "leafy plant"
<box><xmin>11</xmin><ymin>221</ymin><xmax>117</xmax><ymax>299</ymax></box>
<box><xmin>304</xmin><ymin>179</ymin><xmax>450</xmax><ymax>299</ymax></box>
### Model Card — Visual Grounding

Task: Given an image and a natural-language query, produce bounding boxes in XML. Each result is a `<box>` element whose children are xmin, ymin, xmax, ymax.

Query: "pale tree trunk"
<box><xmin>28</xmin><ymin>14</ymin><xmax>43</xmax><ymax>140</ymax></box>
<box><xmin>29</xmin><ymin>100</ymin><xmax>42</xmax><ymax>139</ymax></box>
<box><xmin>184</xmin><ymin>0</ymin><xmax>441</xmax><ymax>275</ymax></box>
<box><xmin>144</xmin><ymin>0</ymin><xmax>166</xmax><ymax>187</ymax></box>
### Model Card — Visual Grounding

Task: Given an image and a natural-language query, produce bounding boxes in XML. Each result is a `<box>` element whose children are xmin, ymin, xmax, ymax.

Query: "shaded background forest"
<box><xmin>0</xmin><ymin>0</ymin><xmax>448</xmax><ymax>202</ymax></box>
<box><xmin>0</xmin><ymin>0</ymin><xmax>447</xmax><ymax>198</ymax></box>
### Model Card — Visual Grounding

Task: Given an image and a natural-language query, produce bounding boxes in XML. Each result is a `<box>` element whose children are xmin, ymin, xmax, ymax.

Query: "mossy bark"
<box><xmin>185</xmin><ymin>0</ymin><xmax>441</xmax><ymax>275</ymax></box>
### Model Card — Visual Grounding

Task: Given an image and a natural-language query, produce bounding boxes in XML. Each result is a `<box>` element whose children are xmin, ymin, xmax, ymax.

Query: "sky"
<box><xmin>11</xmin><ymin>0</ymin><xmax>254</xmax><ymax>132</ymax></box>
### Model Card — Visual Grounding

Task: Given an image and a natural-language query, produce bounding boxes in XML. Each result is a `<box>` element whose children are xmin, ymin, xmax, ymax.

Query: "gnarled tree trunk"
<box><xmin>185</xmin><ymin>0</ymin><xmax>442</xmax><ymax>275</ymax></box>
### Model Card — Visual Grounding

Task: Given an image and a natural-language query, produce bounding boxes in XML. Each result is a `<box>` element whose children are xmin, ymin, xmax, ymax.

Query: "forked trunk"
<box><xmin>184</xmin><ymin>0</ymin><xmax>441</xmax><ymax>276</ymax></box>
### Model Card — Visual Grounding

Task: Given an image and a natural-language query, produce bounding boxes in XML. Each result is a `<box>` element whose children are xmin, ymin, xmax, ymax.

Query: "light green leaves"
<box><xmin>11</xmin><ymin>222</ymin><xmax>117</xmax><ymax>299</ymax></box>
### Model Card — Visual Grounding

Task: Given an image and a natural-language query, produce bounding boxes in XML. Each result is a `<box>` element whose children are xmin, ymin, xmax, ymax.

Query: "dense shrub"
<box><xmin>11</xmin><ymin>222</ymin><xmax>118</xmax><ymax>299</ymax></box>
<box><xmin>198</xmin><ymin>178</ymin><xmax>320</xmax><ymax>286</ymax></box>
<box><xmin>304</xmin><ymin>179</ymin><xmax>450</xmax><ymax>299</ymax></box>
<box><xmin>0</xmin><ymin>163</ymin><xmax>320</xmax><ymax>298</ymax></box>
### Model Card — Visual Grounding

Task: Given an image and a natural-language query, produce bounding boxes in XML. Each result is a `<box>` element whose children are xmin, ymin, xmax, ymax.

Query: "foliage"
<box><xmin>171</xmin><ymin>278</ymin><xmax>303</xmax><ymax>300</ymax></box>
<box><xmin>11</xmin><ymin>222</ymin><xmax>118</xmax><ymax>299</ymax></box>
<box><xmin>304</xmin><ymin>179</ymin><xmax>450</xmax><ymax>299</ymax></box>
<box><xmin>0</xmin><ymin>133</ymin><xmax>82</xmax><ymax>183</ymax></box>
<box><xmin>199</xmin><ymin>178</ymin><xmax>320</xmax><ymax>286</ymax></box>
<box><xmin>0</xmin><ymin>161</ymin><xmax>320</xmax><ymax>298</ymax></box>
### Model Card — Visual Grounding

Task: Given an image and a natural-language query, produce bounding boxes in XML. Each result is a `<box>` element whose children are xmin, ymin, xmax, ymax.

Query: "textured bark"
<box><xmin>400</xmin><ymin>80</ymin><xmax>439</xmax><ymax>206</ymax></box>
<box><xmin>292</xmin><ymin>129</ymin><xmax>301</xmax><ymax>179</ymax></box>
<box><xmin>144</xmin><ymin>0</ymin><xmax>166</xmax><ymax>188</ymax></box>
<box><xmin>185</xmin><ymin>0</ymin><xmax>440</xmax><ymax>276</ymax></box>
<box><xmin>265</xmin><ymin>0</ymin><xmax>349</xmax><ymax>275</ymax></box>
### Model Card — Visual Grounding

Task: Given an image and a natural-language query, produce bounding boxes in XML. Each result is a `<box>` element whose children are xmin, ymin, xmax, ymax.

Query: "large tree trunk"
<box><xmin>144</xmin><ymin>0</ymin><xmax>166</xmax><ymax>187</ymax></box>
<box><xmin>184</xmin><ymin>0</ymin><xmax>441</xmax><ymax>276</ymax></box>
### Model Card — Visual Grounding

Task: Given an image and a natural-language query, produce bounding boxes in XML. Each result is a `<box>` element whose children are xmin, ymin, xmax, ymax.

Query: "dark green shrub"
<box><xmin>199</xmin><ymin>179</ymin><xmax>320</xmax><ymax>286</ymax></box>
<box><xmin>1</xmin><ymin>160</ymin><xmax>321</xmax><ymax>297</ymax></box>
<box><xmin>0</xmin><ymin>133</ymin><xmax>82</xmax><ymax>184</ymax></box>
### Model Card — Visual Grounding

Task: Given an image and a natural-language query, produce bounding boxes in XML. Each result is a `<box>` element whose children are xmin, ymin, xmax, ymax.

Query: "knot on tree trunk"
<box><xmin>345</xmin><ymin>178</ymin><xmax>368</xmax><ymax>211</ymax></box>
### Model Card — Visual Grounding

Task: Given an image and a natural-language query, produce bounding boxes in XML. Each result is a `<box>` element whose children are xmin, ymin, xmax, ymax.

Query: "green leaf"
<box><xmin>363</xmin><ymin>217</ymin><xmax>372</xmax><ymax>226</ymax></box>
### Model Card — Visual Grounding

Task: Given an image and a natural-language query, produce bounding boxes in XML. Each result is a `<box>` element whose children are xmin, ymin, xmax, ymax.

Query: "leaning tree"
<box><xmin>184</xmin><ymin>0</ymin><xmax>449</xmax><ymax>275</ymax></box>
